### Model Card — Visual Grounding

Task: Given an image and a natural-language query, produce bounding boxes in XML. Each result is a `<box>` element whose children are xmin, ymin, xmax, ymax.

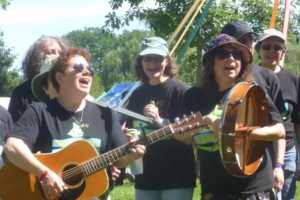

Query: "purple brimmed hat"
<box><xmin>202</xmin><ymin>34</ymin><xmax>252</xmax><ymax>65</ymax></box>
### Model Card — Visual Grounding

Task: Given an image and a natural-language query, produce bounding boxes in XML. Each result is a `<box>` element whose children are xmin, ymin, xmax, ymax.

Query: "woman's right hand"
<box><xmin>39</xmin><ymin>170</ymin><xmax>66</xmax><ymax>200</ymax></box>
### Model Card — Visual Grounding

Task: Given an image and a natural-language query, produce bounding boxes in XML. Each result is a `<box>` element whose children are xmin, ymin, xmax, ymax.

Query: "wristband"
<box><xmin>39</xmin><ymin>171</ymin><xmax>48</xmax><ymax>182</ymax></box>
<box><xmin>275</xmin><ymin>163</ymin><xmax>284</xmax><ymax>169</ymax></box>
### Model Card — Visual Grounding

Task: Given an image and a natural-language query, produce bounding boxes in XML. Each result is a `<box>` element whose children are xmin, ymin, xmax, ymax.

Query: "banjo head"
<box><xmin>219</xmin><ymin>81</ymin><xmax>269</xmax><ymax>176</ymax></box>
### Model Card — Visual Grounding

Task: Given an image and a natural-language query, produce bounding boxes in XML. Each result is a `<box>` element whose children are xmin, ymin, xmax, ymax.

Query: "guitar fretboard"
<box><xmin>80</xmin><ymin>125</ymin><xmax>172</xmax><ymax>177</ymax></box>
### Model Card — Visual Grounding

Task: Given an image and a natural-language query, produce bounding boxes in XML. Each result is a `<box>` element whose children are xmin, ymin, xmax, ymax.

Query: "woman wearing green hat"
<box><xmin>125</xmin><ymin>36</ymin><xmax>195</xmax><ymax>200</ymax></box>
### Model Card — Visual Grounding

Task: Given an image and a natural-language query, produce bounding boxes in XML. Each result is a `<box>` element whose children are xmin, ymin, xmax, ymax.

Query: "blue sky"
<box><xmin>0</xmin><ymin>0</ymin><xmax>150</xmax><ymax>70</ymax></box>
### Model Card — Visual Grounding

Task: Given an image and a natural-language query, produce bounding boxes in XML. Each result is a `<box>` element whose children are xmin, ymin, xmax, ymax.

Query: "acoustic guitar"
<box><xmin>219</xmin><ymin>81</ymin><xmax>270</xmax><ymax>177</ymax></box>
<box><xmin>0</xmin><ymin>112</ymin><xmax>203</xmax><ymax>200</ymax></box>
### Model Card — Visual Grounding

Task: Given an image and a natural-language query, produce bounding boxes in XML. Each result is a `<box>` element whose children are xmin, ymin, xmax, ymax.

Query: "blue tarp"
<box><xmin>96</xmin><ymin>82</ymin><xmax>140</xmax><ymax>107</ymax></box>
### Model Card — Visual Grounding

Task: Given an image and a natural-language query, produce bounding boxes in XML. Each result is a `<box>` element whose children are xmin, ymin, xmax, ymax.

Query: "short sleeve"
<box><xmin>292</xmin><ymin>76</ymin><xmax>300</xmax><ymax>123</ymax></box>
<box><xmin>11</xmin><ymin>105</ymin><xmax>41</xmax><ymax>149</ymax></box>
<box><xmin>0</xmin><ymin>107</ymin><xmax>13</xmax><ymax>143</ymax></box>
<box><xmin>108</xmin><ymin>110</ymin><xmax>128</xmax><ymax>149</ymax></box>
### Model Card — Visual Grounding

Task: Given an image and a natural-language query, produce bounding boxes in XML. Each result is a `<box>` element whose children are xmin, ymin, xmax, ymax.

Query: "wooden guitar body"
<box><xmin>219</xmin><ymin>81</ymin><xmax>269</xmax><ymax>176</ymax></box>
<box><xmin>0</xmin><ymin>112</ymin><xmax>204</xmax><ymax>199</ymax></box>
<box><xmin>0</xmin><ymin>140</ymin><xmax>109</xmax><ymax>200</ymax></box>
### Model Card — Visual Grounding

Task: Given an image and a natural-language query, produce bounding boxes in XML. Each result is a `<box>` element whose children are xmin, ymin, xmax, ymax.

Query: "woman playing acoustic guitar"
<box><xmin>3</xmin><ymin>48</ymin><xmax>145</xmax><ymax>200</ymax></box>
<box><xmin>174</xmin><ymin>34</ymin><xmax>285</xmax><ymax>200</ymax></box>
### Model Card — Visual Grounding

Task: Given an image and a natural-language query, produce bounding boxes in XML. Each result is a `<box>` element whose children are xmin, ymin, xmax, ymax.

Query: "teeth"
<box><xmin>80</xmin><ymin>79</ymin><xmax>89</xmax><ymax>84</ymax></box>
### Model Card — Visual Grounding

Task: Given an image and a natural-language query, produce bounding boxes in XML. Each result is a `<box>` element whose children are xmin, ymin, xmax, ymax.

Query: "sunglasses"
<box><xmin>143</xmin><ymin>56</ymin><xmax>164</xmax><ymax>63</ymax></box>
<box><xmin>73</xmin><ymin>63</ymin><xmax>94</xmax><ymax>76</ymax></box>
<box><xmin>215</xmin><ymin>49</ymin><xmax>242</xmax><ymax>60</ymax></box>
<box><xmin>261</xmin><ymin>44</ymin><xmax>284</xmax><ymax>51</ymax></box>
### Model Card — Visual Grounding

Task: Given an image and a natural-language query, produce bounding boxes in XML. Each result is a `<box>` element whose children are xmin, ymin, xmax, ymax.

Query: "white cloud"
<box><xmin>0</xmin><ymin>2</ymin><xmax>111</xmax><ymax>25</ymax></box>
<box><xmin>0</xmin><ymin>0</ymin><xmax>147</xmax><ymax>69</ymax></box>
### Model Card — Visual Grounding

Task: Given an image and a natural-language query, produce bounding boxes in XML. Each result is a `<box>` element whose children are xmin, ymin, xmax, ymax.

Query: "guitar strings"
<box><xmin>62</xmin><ymin>113</ymin><xmax>203</xmax><ymax>181</ymax></box>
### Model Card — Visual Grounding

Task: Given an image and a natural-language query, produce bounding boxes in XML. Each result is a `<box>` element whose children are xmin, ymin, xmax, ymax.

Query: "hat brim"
<box><xmin>139</xmin><ymin>48</ymin><xmax>168</xmax><ymax>57</ymax></box>
<box><xmin>203</xmin><ymin>41</ymin><xmax>252</xmax><ymax>66</ymax></box>
<box><xmin>258</xmin><ymin>34</ymin><xmax>285</xmax><ymax>43</ymax></box>
<box><xmin>31</xmin><ymin>72</ymin><xmax>49</xmax><ymax>101</ymax></box>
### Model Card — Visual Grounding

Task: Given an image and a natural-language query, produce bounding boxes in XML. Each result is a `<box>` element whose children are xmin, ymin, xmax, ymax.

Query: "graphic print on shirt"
<box><xmin>193</xmin><ymin>104</ymin><xmax>223</xmax><ymax>152</ymax></box>
<box><xmin>52</xmin><ymin>119</ymin><xmax>101</xmax><ymax>152</ymax></box>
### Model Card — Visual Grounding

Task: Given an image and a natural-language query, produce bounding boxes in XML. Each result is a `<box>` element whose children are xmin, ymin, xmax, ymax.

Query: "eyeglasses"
<box><xmin>261</xmin><ymin>44</ymin><xmax>284</xmax><ymax>51</ymax></box>
<box><xmin>215</xmin><ymin>49</ymin><xmax>242</xmax><ymax>60</ymax></box>
<box><xmin>143</xmin><ymin>56</ymin><xmax>164</xmax><ymax>63</ymax></box>
<box><xmin>73</xmin><ymin>63</ymin><xmax>94</xmax><ymax>76</ymax></box>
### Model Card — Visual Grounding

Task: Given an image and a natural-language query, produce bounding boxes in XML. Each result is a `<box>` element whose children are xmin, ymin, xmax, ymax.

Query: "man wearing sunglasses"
<box><xmin>255</xmin><ymin>28</ymin><xmax>300</xmax><ymax>200</ymax></box>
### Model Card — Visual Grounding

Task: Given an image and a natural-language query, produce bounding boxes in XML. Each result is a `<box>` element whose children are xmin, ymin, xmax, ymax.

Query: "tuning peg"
<box><xmin>174</xmin><ymin>117</ymin><xmax>180</xmax><ymax>124</ymax></box>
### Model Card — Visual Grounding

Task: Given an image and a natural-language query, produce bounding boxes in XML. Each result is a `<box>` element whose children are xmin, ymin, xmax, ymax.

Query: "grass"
<box><xmin>110</xmin><ymin>180</ymin><xmax>300</xmax><ymax>200</ymax></box>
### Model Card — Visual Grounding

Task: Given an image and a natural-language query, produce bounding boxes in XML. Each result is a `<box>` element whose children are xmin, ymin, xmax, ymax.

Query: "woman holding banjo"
<box><xmin>174</xmin><ymin>33</ymin><xmax>285</xmax><ymax>200</ymax></box>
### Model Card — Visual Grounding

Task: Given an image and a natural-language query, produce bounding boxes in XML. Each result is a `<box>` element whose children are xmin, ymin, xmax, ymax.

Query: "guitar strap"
<box><xmin>98</xmin><ymin>105</ymin><xmax>114</xmax><ymax>200</ymax></box>
<box><xmin>97</xmin><ymin>105</ymin><xmax>113</xmax><ymax>151</ymax></box>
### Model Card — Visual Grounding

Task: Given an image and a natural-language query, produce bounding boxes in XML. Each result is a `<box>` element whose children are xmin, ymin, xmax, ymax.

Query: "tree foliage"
<box><xmin>64</xmin><ymin>28</ymin><xmax>152</xmax><ymax>95</ymax></box>
<box><xmin>0</xmin><ymin>0</ymin><xmax>10</xmax><ymax>9</ymax></box>
<box><xmin>0</xmin><ymin>32</ymin><xmax>20</xmax><ymax>96</ymax></box>
<box><xmin>106</xmin><ymin>0</ymin><xmax>279</xmax><ymax>84</ymax></box>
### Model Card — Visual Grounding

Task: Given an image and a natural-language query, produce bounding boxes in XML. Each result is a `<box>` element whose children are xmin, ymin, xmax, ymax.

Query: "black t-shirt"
<box><xmin>12</xmin><ymin>99</ymin><xmax>127</xmax><ymax>154</ymax></box>
<box><xmin>183</xmin><ymin>83</ymin><xmax>282</xmax><ymax>194</ymax></box>
<box><xmin>127</xmin><ymin>78</ymin><xmax>196</xmax><ymax>190</ymax></box>
<box><xmin>8</xmin><ymin>79</ymin><xmax>39</xmax><ymax>122</ymax></box>
<box><xmin>276</xmin><ymin>69</ymin><xmax>300</xmax><ymax>150</ymax></box>
<box><xmin>0</xmin><ymin>105</ymin><xmax>13</xmax><ymax>143</ymax></box>
<box><xmin>251</xmin><ymin>64</ymin><xmax>284</xmax><ymax>113</ymax></box>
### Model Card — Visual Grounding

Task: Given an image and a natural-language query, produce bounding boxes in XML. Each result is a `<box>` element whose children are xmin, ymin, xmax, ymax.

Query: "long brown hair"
<box><xmin>200</xmin><ymin>44</ymin><xmax>252</xmax><ymax>98</ymax></box>
<box><xmin>134</xmin><ymin>55</ymin><xmax>178</xmax><ymax>83</ymax></box>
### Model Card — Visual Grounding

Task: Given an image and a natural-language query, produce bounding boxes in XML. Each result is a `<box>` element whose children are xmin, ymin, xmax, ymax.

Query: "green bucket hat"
<box><xmin>139</xmin><ymin>37</ymin><xmax>169</xmax><ymax>57</ymax></box>
<box><xmin>31</xmin><ymin>55</ymin><xmax>58</xmax><ymax>101</ymax></box>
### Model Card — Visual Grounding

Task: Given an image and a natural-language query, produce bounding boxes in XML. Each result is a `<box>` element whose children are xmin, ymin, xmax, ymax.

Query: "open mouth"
<box><xmin>146</xmin><ymin>67</ymin><xmax>161</xmax><ymax>74</ymax></box>
<box><xmin>225</xmin><ymin>66</ymin><xmax>236</xmax><ymax>70</ymax></box>
<box><xmin>79</xmin><ymin>78</ymin><xmax>90</xmax><ymax>86</ymax></box>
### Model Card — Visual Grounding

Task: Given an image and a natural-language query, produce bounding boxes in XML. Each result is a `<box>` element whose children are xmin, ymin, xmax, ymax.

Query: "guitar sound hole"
<box><xmin>63</xmin><ymin>164</ymin><xmax>84</xmax><ymax>186</ymax></box>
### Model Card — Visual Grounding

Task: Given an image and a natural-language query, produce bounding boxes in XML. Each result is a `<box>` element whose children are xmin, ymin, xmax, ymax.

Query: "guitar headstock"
<box><xmin>171</xmin><ymin>112</ymin><xmax>204</xmax><ymax>134</ymax></box>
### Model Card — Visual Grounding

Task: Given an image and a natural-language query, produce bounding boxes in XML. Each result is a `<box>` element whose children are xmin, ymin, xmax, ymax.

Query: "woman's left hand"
<box><xmin>202</xmin><ymin>115</ymin><xmax>221</xmax><ymax>135</ymax></box>
<box><xmin>273</xmin><ymin>167</ymin><xmax>284</xmax><ymax>191</ymax></box>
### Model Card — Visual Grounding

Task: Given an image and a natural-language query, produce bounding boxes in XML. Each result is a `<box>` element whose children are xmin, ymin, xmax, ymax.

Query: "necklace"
<box><xmin>72</xmin><ymin>109</ymin><xmax>89</xmax><ymax>129</ymax></box>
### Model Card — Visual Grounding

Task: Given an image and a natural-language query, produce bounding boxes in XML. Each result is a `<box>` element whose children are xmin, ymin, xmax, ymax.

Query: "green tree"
<box><xmin>0</xmin><ymin>31</ymin><xmax>20</xmax><ymax>96</ymax></box>
<box><xmin>284</xmin><ymin>32</ymin><xmax>300</xmax><ymax>74</ymax></box>
<box><xmin>0</xmin><ymin>0</ymin><xmax>10</xmax><ymax>9</ymax></box>
<box><xmin>106</xmin><ymin>0</ymin><xmax>274</xmax><ymax>84</ymax></box>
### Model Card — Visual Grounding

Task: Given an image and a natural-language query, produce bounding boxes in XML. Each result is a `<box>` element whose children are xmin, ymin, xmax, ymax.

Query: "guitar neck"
<box><xmin>80</xmin><ymin>125</ymin><xmax>172</xmax><ymax>177</ymax></box>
